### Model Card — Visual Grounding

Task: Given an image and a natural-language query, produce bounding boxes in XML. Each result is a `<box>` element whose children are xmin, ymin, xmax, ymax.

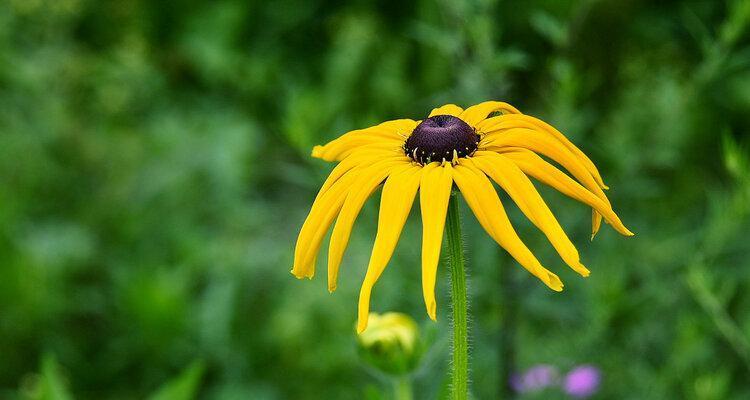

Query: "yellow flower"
<box><xmin>292</xmin><ymin>101</ymin><xmax>633</xmax><ymax>333</ymax></box>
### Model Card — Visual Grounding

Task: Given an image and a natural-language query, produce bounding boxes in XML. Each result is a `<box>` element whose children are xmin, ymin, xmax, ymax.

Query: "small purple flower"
<box><xmin>510</xmin><ymin>364</ymin><xmax>559</xmax><ymax>393</ymax></box>
<box><xmin>564</xmin><ymin>365</ymin><xmax>601</xmax><ymax>398</ymax></box>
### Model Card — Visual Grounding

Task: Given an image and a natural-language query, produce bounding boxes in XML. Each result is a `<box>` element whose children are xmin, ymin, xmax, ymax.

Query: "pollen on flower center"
<box><xmin>404</xmin><ymin>115</ymin><xmax>479</xmax><ymax>164</ymax></box>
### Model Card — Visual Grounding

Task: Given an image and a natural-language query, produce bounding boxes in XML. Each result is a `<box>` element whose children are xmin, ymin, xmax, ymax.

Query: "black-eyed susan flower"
<box><xmin>292</xmin><ymin>101</ymin><xmax>632</xmax><ymax>333</ymax></box>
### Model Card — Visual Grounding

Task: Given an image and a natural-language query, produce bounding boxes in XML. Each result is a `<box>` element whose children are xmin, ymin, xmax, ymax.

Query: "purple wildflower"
<box><xmin>563</xmin><ymin>365</ymin><xmax>601</xmax><ymax>398</ymax></box>
<box><xmin>510</xmin><ymin>364</ymin><xmax>559</xmax><ymax>393</ymax></box>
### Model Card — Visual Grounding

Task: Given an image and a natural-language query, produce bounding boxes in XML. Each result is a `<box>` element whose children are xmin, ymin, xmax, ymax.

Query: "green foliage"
<box><xmin>147</xmin><ymin>361</ymin><xmax>205</xmax><ymax>400</ymax></box>
<box><xmin>22</xmin><ymin>355</ymin><xmax>74</xmax><ymax>400</ymax></box>
<box><xmin>1</xmin><ymin>0</ymin><xmax>749</xmax><ymax>399</ymax></box>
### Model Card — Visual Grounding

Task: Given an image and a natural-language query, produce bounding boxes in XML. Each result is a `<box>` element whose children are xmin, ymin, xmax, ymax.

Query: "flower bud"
<box><xmin>356</xmin><ymin>312</ymin><xmax>422</xmax><ymax>375</ymax></box>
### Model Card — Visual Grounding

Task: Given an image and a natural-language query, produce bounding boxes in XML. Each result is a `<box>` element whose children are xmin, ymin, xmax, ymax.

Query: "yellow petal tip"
<box><xmin>427</xmin><ymin>301</ymin><xmax>437</xmax><ymax>321</ymax></box>
<box><xmin>547</xmin><ymin>273</ymin><xmax>564</xmax><ymax>292</ymax></box>
<box><xmin>311</xmin><ymin>145</ymin><xmax>324</xmax><ymax>159</ymax></box>
<box><xmin>290</xmin><ymin>268</ymin><xmax>314</xmax><ymax>280</ymax></box>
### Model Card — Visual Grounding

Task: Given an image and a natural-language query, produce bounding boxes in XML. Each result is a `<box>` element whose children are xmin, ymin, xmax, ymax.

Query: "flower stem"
<box><xmin>392</xmin><ymin>376</ymin><xmax>413</xmax><ymax>400</ymax></box>
<box><xmin>446</xmin><ymin>191</ymin><xmax>468</xmax><ymax>399</ymax></box>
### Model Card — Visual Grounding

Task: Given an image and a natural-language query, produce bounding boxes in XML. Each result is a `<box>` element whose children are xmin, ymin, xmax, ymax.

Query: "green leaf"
<box><xmin>26</xmin><ymin>354</ymin><xmax>74</xmax><ymax>400</ymax></box>
<box><xmin>147</xmin><ymin>361</ymin><xmax>206</xmax><ymax>400</ymax></box>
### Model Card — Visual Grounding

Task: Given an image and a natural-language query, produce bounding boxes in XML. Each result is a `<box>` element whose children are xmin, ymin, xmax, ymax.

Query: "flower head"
<box><xmin>292</xmin><ymin>101</ymin><xmax>633</xmax><ymax>332</ymax></box>
<box><xmin>563</xmin><ymin>365</ymin><xmax>601</xmax><ymax>398</ymax></box>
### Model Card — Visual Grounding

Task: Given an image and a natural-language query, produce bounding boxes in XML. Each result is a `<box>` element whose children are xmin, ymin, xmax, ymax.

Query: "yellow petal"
<box><xmin>486</xmin><ymin>141</ymin><xmax>605</xmax><ymax>238</ymax></box>
<box><xmin>327</xmin><ymin>162</ymin><xmax>413</xmax><ymax>292</ymax></box>
<box><xmin>316</xmin><ymin>150</ymin><xmax>394</xmax><ymax>202</ymax></box>
<box><xmin>591</xmin><ymin>209</ymin><xmax>603</xmax><ymax>239</ymax></box>
<box><xmin>471</xmin><ymin>154</ymin><xmax>589</xmax><ymax>277</ymax></box>
<box><xmin>312</xmin><ymin>119</ymin><xmax>417</xmax><ymax>161</ymax></box>
<box><xmin>481</xmin><ymin>128</ymin><xmax>609</xmax><ymax>208</ymax></box>
<box><xmin>292</xmin><ymin>169</ymin><xmax>360</xmax><ymax>279</ymax></box>
<box><xmin>419</xmin><ymin>163</ymin><xmax>453</xmax><ymax>320</ymax></box>
<box><xmin>458</xmin><ymin>101</ymin><xmax>522</xmax><ymax>127</ymax></box>
<box><xmin>452</xmin><ymin>163</ymin><xmax>564</xmax><ymax>291</ymax></box>
<box><xmin>501</xmin><ymin>149</ymin><xmax>633</xmax><ymax>236</ymax></box>
<box><xmin>357</xmin><ymin>165</ymin><xmax>423</xmax><ymax>333</ymax></box>
<box><xmin>479</xmin><ymin>114</ymin><xmax>608</xmax><ymax>189</ymax></box>
<box><xmin>429</xmin><ymin>104</ymin><xmax>464</xmax><ymax>117</ymax></box>
<box><xmin>313</xmin><ymin>140</ymin><xmax>404</xmax><ymax>162</ymax></box>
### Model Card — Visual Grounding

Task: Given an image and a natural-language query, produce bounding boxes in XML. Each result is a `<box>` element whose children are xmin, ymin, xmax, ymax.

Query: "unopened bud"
<box><xmin>356</xmin><ymin>312</ymin><xmax>422</xmax><ymax>375</ymax></box>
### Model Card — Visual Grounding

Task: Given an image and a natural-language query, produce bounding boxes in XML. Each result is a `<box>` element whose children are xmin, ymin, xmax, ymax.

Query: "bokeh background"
<box><xmin>2</xmin><ymin>0</ymin><xmax>750</xmax><ymax>399</ymax></box>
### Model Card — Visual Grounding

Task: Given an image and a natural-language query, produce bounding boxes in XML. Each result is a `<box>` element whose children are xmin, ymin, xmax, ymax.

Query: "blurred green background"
<box><xmin>2</xmin><ymin>0</ymin><xmax>750</xmax><ymax>399</ymax></box>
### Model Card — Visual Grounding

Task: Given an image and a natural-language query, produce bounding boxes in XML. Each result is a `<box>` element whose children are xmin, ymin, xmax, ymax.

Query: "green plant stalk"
<box><xmin>392</xmin><ymin>375</ymin><xmax>413</xmax><ymax>400</ymax></box>
<box><xmin>446</xmin><ymin>191</ymin><xmax>468</xmax><ymax>399</ymax></box>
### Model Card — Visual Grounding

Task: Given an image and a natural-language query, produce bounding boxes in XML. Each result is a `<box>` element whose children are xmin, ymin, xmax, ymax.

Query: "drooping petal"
<box><xmin>357</xmin><ymin>165</ymin><xmax>423</xmax><ymax>333</ymax></box>
<box><xmin>312</xmin><ymin>119</ymin><xmax>417</xmax><ymax>161</ymax></box>
<box><xmin>327</xmin><ymin>161</ymin><xmax>413</xmax><ymax>292</ymax></box>
<box><xmin>316</xmin><ymin>150</ymin><xmax>400</xmax><ymax>202</ymax></box>
<box><xmin>501</xmin><ymin>149</ymin><xmax>633</xmax><ymax>236</ymax></box>
<box><xmin>292</xmin><ymin>168</ymin><xmax>360</xmax><ymax>279</ymax></box>
<box><xmin>592</xmin><ymin>207</ymin><xmax>603</xmax><ymax>238</ymax></box>
<box><xmin>429</xmin><ymin>104</ymin><xmax>464</xmax><ymax>117</ymax></box>
<box><xmin>478</xmin><ymin>114</ymin><xmax>607</xmax><ymax>189</ymax></box>
<box><xmin>591</xmin><ymin>209</ymin><xmax>602</xmax><ymax>238</ymax></box>
<box><xmin>480</xmin><ymin>128</ymin><xmax>609</xmax><ymax>209</ymax></box>
<box><xmin>458</xmin><ymin>101</ymin><xmax>522</xmax><ymax>127</ymax></box>
<box><xmin>479</xmin><ymin>119</ymin><xmax>609</xmax><ymax>236</ymax></box>
<box><xmin>482</xmin><ymin>129</ymin><xmax>609</xmax><ymax>237</ymax></box>
<box><xmin>452</xmin><ymin>162</ymin><xmax>564</xmax><ymax>291</ymax></box>
<box><xmin>470</xmin><ymin>154</ymin><xmax>589</xmax><ymax>277</ymax></box>
<box><xmin>419</xmin><ymin>163</ymin><xmax>453</xmax><ymax>320</ymax></box>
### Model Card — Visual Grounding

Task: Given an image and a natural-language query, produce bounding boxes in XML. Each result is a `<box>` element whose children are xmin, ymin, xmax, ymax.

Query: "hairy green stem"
<box><xmin>446</xmin><ymin>191</ymin><xmax>468</xmax><ymax>399</ymax></box>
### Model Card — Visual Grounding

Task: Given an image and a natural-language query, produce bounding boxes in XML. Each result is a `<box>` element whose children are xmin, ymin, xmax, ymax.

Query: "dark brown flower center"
<box><xmin>404</xmin><ymin>115</ymin><xmax>479</xmax><ymax>164</ymax></box>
